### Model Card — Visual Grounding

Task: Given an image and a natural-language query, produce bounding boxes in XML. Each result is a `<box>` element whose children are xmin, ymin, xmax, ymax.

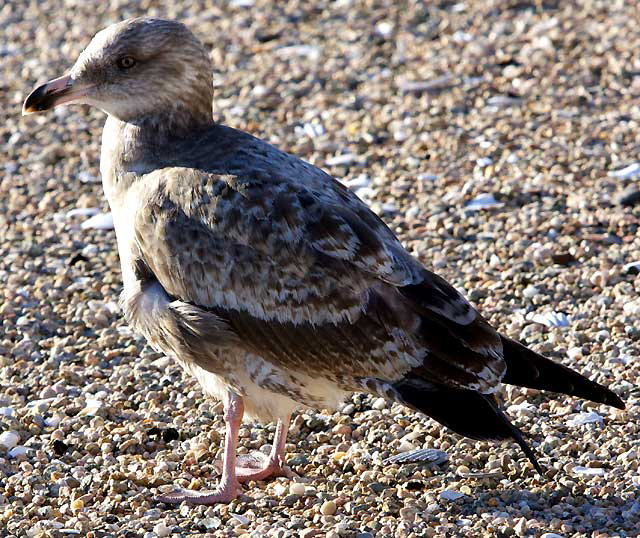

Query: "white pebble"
<box><xmin>354</xmin><ymin>186</ymin><xmax>374</xmax><ymax>200</ymax></box>
<box><xmin>277</xmin><ymin>44</ymin><xmax>321</xmax><ymax>61</ymax></box>
<box><xmin>567</xmin><ymin>347</ymin><xmax>583</xmax><ymax>359</ymax></box>
<box><xmin>476</xmin><ymin>157</ymin><xmax>493</xmax><ymax>168</ymax></box>
<box><xmin>522</xmin><ymin>285</ymin><xmax>540</xmax><ymax>299</ymax></box>
<box><xmin>464</xmin><ymin>193</ymin><xmax>502</xmax><ymax>211</ymax></box>
<box><xmin>8</xmin><ymin>446</ymin><xmax>28</xmax><ymax>458</ymax></box>
<box><xmin>342</xmin><ymin>173</ymin><xmax>370</xmax><ymax>190</ymax></box>
<box><xmin>0</xmin><ymin>408</ymin><xmax>15</xmax><ymax>417</ymax></box>
<box><xmin>289</xmin><ymin>482</ymin><xmax>306</xmax><ymax>496</ymax></box>
<box><xmin>230</xmin><ymin>513</ymin><xmax>249</xmax><ymax>525</ymax></box>
<box><xmin>273</xmin><ymin>483</ymin><xmax>288</xmax><ymax>496</ymax></box>
<box><xmin>78</xmin><ymin>171</ymin><xmax>100</xmax><ymax>183</ymax></box>
<box><xmin>81</xmin><ymin>212</ymin><xmax>114</xmax><ymax>230</ymax></box>
<box><xmin>78</xmin><ymin>398</ymin><xmax>104</xmax><ymax>416</ymax></box>
<box><xmin>528</xmin><ymin>311</ymin><xmax>570</xmax><ymax>328</ymax></box>
<box><xmin>66</xmin><ymin>207</ymin><xmax>99</xmax><ymax>219</ymax></box>
<box><xmin>608</xmin><ymin>162</ymin><xmax>640</xmax><ymax>180</ymax></box>
<box><xmin>375</xmin><ymin>20</ymin><xmax>394</xmax><ymax>37</ymax></box>
<box><xmin>326</xmin><ymin>153</ymin><xmax>357</xmax><ymax>167</ymax></box>
<box><xmin>372</xmin><ymin>397</ymin><xmax>387</xmax><ymax>410</ymax></box>
<box><xmin>0</xmin><ymin>431</ymin><xmax>20</xmax><ymax>450</ymax></box>
<box><xmin>81</xmin><ymin>244</ymin><xmax>99</xmax><ymax>257</ymax></box>
<box><xmin>571</xmin><ymin>466</ymin><xmax>606</xmax><ymax>477</ymax></box>
<box><xmin>507</xmin><ymin>402</ymin><xmax>536</xmax><ymax>417</ymax></box>
<box><xmin>152</xmin><ymin>523</ymin><xmax>171</xmax><ymax>537</ymax></box>
<box><xmin>623</xmin><ymin>301</ymin><xmax>640</xmax><ymax>316</ymax></box>
<box><xmin>567</xmin><ymin>411</ymin><xmax>603</xmax><ymax>427</ymax></box>
<box><xmin>45</xmin><ymin>416</ymin><xmax>62</xmax><ymax>428</ymax></box>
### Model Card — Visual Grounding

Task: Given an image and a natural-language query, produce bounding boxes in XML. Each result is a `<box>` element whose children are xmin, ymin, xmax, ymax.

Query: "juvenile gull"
<box><xmin>23</xmin><ymin>18</ymin><xmax>624</xmax><ymax>505</ymax></box>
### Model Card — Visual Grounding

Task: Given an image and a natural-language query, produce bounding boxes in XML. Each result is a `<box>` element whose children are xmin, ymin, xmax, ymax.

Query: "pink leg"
<box><xmin>155</xmin><ymin>391</ymin><xmax>244</xmax><ymax>505</ymax></box>
<box><xmin>234</xmin><ymin>414</ymin><xmax>293</xmax><ymax>483</ymax></box>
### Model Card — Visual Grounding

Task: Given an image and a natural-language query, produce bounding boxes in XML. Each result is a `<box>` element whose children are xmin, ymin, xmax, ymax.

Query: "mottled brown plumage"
<box><xmin>23</xmin><ymin>17</ymin><xmax>624</xmax><ymax>505</ymax></box>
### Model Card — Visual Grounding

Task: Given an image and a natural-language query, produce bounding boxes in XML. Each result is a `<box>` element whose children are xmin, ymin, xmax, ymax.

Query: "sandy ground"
<box><xmin>1</xmin><ymin>0</ymin><xmax>639</xmax><ymax>536</ymax></box>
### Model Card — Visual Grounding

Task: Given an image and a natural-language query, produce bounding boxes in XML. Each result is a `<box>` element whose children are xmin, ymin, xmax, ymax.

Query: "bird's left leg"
<box><xmin>231</xmin><ymin>414</ymin><xmax>294</xmax><ymax>483</ymax></box>
<box><xmin>155</xmin><ymin>391</ymin><xmax>244</xmax><ymax>505</ymax></box>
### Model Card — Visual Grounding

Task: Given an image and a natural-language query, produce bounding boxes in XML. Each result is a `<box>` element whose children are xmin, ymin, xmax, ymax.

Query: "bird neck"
<box><xmin>102</xmin><ymin>111</ymin><xmax>213</xmax><ymax>167</ymax></box>
<box><xmin>125</xmin><ymin>104</ymin><xmax>214</xmax><ymax>142</ymax></box>
<box><xmin>99</xmin><ymin>111</ymin><xmax>212</xmax><ymax>202</ymax></box>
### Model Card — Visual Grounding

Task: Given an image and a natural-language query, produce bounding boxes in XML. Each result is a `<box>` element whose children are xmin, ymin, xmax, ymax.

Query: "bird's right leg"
<box><xmin>232</xmin><ymin>414</ymin><xmax>293</xmax><ymax>482</ymax></box>
<box><xmin>155</xmin><ymin>390</ymin><xmax>244</xmax><ymax>505</ymax></box>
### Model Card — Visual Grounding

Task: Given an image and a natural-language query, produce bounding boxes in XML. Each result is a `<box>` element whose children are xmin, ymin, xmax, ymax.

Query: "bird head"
<box><xmin>23</xmin><ymin>18</ymin><xmax>214</xmax><ymax>126</ymax></box>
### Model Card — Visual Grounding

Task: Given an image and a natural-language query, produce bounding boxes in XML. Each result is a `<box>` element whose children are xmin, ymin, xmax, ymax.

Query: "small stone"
<box><xmin>341</xmin><ymin>404</ymin><xmax>355</xmax><ymax>415</ymax></box>
<box><xmin>440</xmin><ymin>490</ymin><xmax>465</xmax><ymax>501</ymax></box>
<box><xmin>152</xmin><ymin>523</ymin><xmax>171</xmax><ymax>537</ymax></box>
<box><xmin>528</xmin><ymin>311</ymin><xmax>570</xmax><ymax>328</ymax></box>
<box><xmin>273</xmin><ymin>483</ymin><xmax>288</xmax><ymax>496</ymax></box>
<box><xmin>571</xmin><ymin>466</ymin><xmax>606</xmax><ymax>477</ymax></box>
<box><xmin>514</xmin><ymin>518</ymin><xmax>527</xmax><ymax>536</ymax></box>
<box><xmin>230</xmin><ymin>513</ymin><xmax>249</xmax><ymax>525</ymax></box>
<box><xmin>0</xmin><ymin>431</ymin><xmax>20</xmax><ymax>450</ymax></box>
<box><xmin>464</xmin><ymin>193</ymin><xmax>502</xmax><ymax>211</ymax></box>
<box><xmin>70</xmin><ymin>499</ymin><xmax>84</xmax><ymax>511</ymax></box>
<box><xmin>567</xmin><ymin>347</ymin><xmax>583</xmax><ymax>360</ymax></box>
<box><xmin>320</xmin><ymin>500</ymin><xmax>337</xmax><ymax>515</ymax></box>
<box><xmin>8</xmin><ymin>446</ymin><xmax>28</xmax><ymax>458</ymax></box>
<box><xmin>282</xmin><ymin>494</ymin><xmax>300</xmax><ymax>507</ymax></box>
<box><xmin>551</xmin><ymin>252</ymin><xmax>577</xmax><ymax>265</ymax></box>
<box><xmin>456</xmin><ymin>465</ymin><xmax>470</xmax><ymax>475</ymax></box>
<box><xmin>198</xmin><ymin>517</ymin><xmax>221</xmax><ymax>530</ymax></box>
<box><xmin>608</xmin><ymin>162</ymin><xmax>640</xmax><ymax>179</ymax></box>
<box><xmin>368</xmin><ymin>482</ymin><xmax>386</xmax><ymax>494</ymax></box>
<box><xmin>289</xmin><ymin>482</ymin><xmax>306</xmax><ymax>496</ymax></box>
<box><xmin>399</xmin><ymin>507</ymin><xmax>417</xmax><ymax>521</ymax></box>
<box><xmin>81</xmin><ymin>212</ymin><xmax>114</xmax><ymax>230</ymax></box>
<box><xmin>567</xmin><ymin>411</ymin><xmax>603</xmax><ymax>427</ymax></box>
<box><xmin>397</xmin><ymin>440</ymin><xmax>416</xmax><ymax>453</ymax></box>
<box><xmin>372</xmin><ymin>398</ymin><xmax>387</xmax><ymax>410</ymax></box>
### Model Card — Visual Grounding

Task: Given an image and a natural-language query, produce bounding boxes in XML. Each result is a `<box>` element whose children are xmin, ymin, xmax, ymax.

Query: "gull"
<box><xmin>23</xmin><ymin>17</ymin><xmax>624</xmax><ymax>505</ymax></box>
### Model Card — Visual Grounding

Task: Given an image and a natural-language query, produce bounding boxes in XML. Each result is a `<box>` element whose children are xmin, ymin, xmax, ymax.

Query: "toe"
<box><xmin>155</xmin><ymin>486</ymin><xmax>240</xmax><ymax>505</ymax></box>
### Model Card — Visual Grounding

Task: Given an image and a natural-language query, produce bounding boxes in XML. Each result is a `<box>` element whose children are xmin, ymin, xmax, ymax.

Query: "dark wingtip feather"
<box><xmin>393</xmin><ymin>380</ymin><xmax>543</xmax><ymax>473</ymax></box>
<box><xmin>500</xmin><ymin>336</ymin><xmax>624</xmax><ymax>410</ymax></box>
<box><xmin>505</xmin><ymin>416</ymin><xmax>544</xmax><ymax>475</ymax></box>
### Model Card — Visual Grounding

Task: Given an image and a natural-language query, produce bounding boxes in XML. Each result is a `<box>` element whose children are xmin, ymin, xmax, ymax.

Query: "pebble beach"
<box><xmin>1</xmin><ymin>0</ymin><xmax>639</xmax><ymax>536</ymax></box>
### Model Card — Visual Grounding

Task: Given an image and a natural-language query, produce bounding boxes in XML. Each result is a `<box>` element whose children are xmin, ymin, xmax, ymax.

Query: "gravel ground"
<box><xmin>2</xmin><ymin>0</ymin><xmax>640</xmax><ymax>536</ymax></box>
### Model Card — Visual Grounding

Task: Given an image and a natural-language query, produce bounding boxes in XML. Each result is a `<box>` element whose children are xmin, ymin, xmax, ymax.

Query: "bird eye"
<box><xmin>116</xmin><ymin>56</ymin><xmax>136</xmax><ymax>69</ymax></box>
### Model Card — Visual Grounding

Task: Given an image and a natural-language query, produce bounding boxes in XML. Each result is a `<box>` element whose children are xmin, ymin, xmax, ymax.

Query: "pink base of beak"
<box><xmin>23</xmin><ymin>74</ymin><xmax>88</xmax><ymax>115</ymax></box>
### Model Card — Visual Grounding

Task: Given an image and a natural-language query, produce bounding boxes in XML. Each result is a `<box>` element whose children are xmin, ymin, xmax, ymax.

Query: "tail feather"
<box><xmin>500</xmin><ymin>336</ymin><xmax>624</xmax><ymax>409</ymax></box>
<box><xmin>392</xmin><ymin>379</ymin><xmax>542</xmax><ymax>473</ymax></box>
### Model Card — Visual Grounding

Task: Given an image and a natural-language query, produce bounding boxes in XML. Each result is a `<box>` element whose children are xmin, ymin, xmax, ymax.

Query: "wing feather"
<box><xmin>131</xmin><ymin>165</ymin><xmax>503</xmax><ymax>390</ymax></box>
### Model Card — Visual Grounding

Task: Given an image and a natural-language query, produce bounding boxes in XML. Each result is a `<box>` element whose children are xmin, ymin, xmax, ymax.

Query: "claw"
<box><xmin>214</xmin><ymin>451</ymin><xmax>294</xmax><ymax>483</ymax></box>
<box><xmin>155</xmin><ymin>485</ymin><xmax>240</xmax><ymax>505</ymax></box>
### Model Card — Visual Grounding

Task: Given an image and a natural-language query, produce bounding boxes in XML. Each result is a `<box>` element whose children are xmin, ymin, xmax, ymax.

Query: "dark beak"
<box><xmin>22</xmin><ymin>74</ymin><xmax>88</xmax><ymax>115</ymax></box>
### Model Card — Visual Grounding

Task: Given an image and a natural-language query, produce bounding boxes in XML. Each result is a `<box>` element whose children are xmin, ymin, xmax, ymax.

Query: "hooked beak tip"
<box><xmin>22</xmin><ymin>74</ymin><xmax>82</xmax><ymax>116</ymax></box>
